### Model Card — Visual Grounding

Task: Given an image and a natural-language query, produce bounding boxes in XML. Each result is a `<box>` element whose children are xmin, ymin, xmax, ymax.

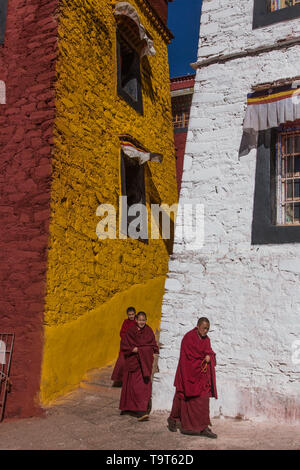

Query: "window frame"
<box><xmin>172</xmin><ymin>109</ymin><xmax>190</xmax><ymax>132</ymax></box>
<box><xmin>253</xmin><ymin>0</ymin><xmax>300</xmax><ymax>29</ymax></box>
<box><xmin>251</xmin><ymin>127</ymin><xmax>300</xmax><ymax>244</ymax></box>
<box><xmin>120</xmin><ymin>150</ymin><xmax>148</xmax><ymax>242</ymax></box>
<box><xmin>116</xmin><ymin>28</ymin><xmax>143</xmax><ymax>115</ymax></box>
<box><xmin>276</xmin><ymin>127</ymin><xmax>300</xmax><ymax>226</ymax></box>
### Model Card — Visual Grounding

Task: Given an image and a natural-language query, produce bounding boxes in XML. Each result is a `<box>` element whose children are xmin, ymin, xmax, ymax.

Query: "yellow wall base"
<box><xmin>40</xmin><ymin>275</ymin><xmax>166</xmax><ymax>404</ymax></box>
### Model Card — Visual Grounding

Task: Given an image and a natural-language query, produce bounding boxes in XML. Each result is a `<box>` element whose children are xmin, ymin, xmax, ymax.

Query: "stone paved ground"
<box><xmin>0</xmin><ymin>365</ymin><xmax>300</xmax><ymax>450</ymax></box>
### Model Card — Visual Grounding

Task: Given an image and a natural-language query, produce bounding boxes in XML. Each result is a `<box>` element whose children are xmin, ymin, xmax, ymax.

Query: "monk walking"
<box><xmin>111</xmin><ymin>307</ymin><xmax>136</xmax><ymax>385</ymax></box>
<box><xmin>167</xmin><ymin>317</ymin><xmax>218</xmax><ymax>438</ymax></box>
<box><xmin>119</xmin><ymin>311</ymin><xmax>159</xmax><ymax>421</ymax></box>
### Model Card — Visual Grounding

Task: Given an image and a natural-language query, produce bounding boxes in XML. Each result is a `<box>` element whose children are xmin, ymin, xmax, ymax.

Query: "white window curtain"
<box><xmin>241</xmin><ymin>84</ymin><xmax>300</xmax><ymax>155</ymax></box>
<box><xmin>121</xmin><ymin>141</ymin><xmax>162</xmax><ymax>165</ymax></box>
<box><xmin>244</xmin><ymin>86</ymin><xmax>300</xmax><ymax>132</ymax></box>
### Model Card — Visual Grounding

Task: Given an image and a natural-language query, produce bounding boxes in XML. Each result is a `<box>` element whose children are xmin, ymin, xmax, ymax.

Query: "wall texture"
<box><xmin>198</xmin><ymin>0</ymin><xmax>300</xmax><ymax>60</ymax></box>
<box><xmin>153</xmin><ymin>0</ymin><xmax>300</xmax><ymax>422</ymax></box>
<box><xmin>40</xmin><ymin>0</ymin><xmax>177</xmax><ymax>403</ymax></box>
<box><xmin>0</xmin><ymin>0</ymin><xmax>58</xmax><ymax>418</ymax></box>
<box><xmin>0</xmin><ymin>0</ymin><xmax>177</xmax><ymax>416</ymax></box>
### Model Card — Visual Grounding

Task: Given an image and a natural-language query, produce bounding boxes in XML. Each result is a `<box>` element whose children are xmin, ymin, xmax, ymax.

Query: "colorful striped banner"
<box><xmin>248</xmin><ymin>87</ymin><xmax>300</xmax><ymax>105</ymax></box>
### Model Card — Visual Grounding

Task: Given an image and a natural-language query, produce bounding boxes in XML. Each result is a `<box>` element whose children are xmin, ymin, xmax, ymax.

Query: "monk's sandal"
<box><xmin>199</xmin><ymin>427</ymin><xmax>217</xmax><ymax>439</ymax></box>
<box><xmin>137</xmin><ymin>413</ymin><xmax>150</xmax><ymax>421</ymax></box>
<box><xmin>167</xmin><ymin>418</ymin><xmax>177</xmax><ymax>432</ymax></box>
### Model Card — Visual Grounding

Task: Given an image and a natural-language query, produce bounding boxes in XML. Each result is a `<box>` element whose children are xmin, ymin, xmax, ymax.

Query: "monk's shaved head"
<box><xmin>197</xmin><ymin>317</ymin><xmax>210</xmax><ymax>326</ymax></box>
<box><xmin>136</xmin><ymin>311</ymin><xmax>147</xmax><ymax>320</ymax></box>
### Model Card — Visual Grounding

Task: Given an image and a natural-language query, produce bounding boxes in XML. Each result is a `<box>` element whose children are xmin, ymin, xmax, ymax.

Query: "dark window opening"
<box><xmin>253</xmin><ymin>0</ymin><xmax>300</xmax><ymax>28</ymax></box>
<box><xmin>120</xmin><ymin>151</ymin><xmax>148</xmax><ymax>241</ymax></box>
<box><xmin>117</xmin><ymin>30</ymin><xmax>143</xmax><ymax>115</ymax></box>
<box><xmin>0</xmin><ymin>0</ymin><xmax>8</xmax><ymax>45</ymax></box>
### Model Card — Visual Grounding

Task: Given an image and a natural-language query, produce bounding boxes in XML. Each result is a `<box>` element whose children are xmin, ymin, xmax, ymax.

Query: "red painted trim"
<box><xmin>170</xmin><ymin>75</ymin><xmax>196</xmax><ymax>92</ymax></box>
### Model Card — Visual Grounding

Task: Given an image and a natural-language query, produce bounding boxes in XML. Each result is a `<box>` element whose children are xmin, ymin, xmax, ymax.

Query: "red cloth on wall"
<box><xmin>119</xmin><ymin>324</ymin><xmax>159</xmax><ymax>412</ymax></box>
<box><xmin>111</xmin><ymin>319</ymin><xmax>135</xmax><ymax>382</ymax></box>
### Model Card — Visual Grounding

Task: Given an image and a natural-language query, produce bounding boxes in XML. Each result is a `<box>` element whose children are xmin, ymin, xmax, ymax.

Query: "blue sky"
<box><xmin>167</xmin><ymin>0</ymin><xmax>202</xmax><ymax>78</ymax></box>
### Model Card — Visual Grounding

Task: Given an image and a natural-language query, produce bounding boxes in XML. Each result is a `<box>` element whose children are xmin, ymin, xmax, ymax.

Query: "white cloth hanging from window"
<box><xmin>121</xmin><ymin>141</ymin><xmax>162</xmax><ymax>165</ymax></box>
<box><xmin>243</xmin><ymin>86</ymin><xmax>300</xmax><ymax>133</ymax></box>
<box><xmin>240</xmin><ymin>84</ymin><xmax>300</xmax><ymax>156</ymax></box>
<box><xmin>114</xmin><ymin>2</ymin><xmax>156</xmax><ymax>57</ymax></box>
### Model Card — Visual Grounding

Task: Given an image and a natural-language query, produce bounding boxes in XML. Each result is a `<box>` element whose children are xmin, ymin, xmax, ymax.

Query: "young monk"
<box><xmin>167</xmin><ymin>317</ymin><xmax>218</xmax><ymax>438</ymax></box>
<box><xmin>119</xmin><ymin>311</ymin><xmax>159</xmax><ymax>421</ymax></box>
<box><xmin>111</xmin><ymin>307</ymin><xmax>136</xmax><ymax>385</ymax></box>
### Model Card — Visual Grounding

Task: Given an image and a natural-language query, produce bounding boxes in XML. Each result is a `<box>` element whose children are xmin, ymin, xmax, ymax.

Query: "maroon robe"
<box><xmin>170</xmin><ymin>328</ymin><xmax>217</xmax><ymax>433</ymax></box>
<box><xmin>111</xmin><ymin>319</ymin><xmax>135</xmax><ymax>382</ymax></box>
<box><xmin>119</xmin><ymin>324</ymin><xmax>159</xmax><ymax>413</ymax></box>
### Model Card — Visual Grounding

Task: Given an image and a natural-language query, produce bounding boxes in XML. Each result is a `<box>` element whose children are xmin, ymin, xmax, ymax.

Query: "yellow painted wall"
<box><xmin>41</xmin><ymin>276</ymin><xmax>166</xmax><ymax>403</ymax></box>
<box><xmin>41</xmin><ymin>0</ymin><xmax>177</xmax><ymax>402</ymax></box>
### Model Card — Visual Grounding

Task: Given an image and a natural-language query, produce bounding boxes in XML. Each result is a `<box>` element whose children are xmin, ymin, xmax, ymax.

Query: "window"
<box><xmin>253</xmin><ymin>0</ymin><xmax>300</xmax><ymax>28</ymax></box>
<box><xmin>172</xmin><ymin>110</ymin><xmax>190</xmax><ymax>130</ymax></box>
<box><xmin>252</xmin><ymin>122</ymin><xmax>300</xmax><ymax>244</ymax></box>
<box><xmin>270</xmin><ymin>0</ymin><xmax>300</xmax><ymax>12</ymax></box>
<box><xmin>0</xmin><ymin>0</ymin><xmax>8</xmax><ymax>45</ymax></box>
<box><xmin>114</xmin><ymin>2</ymin><xmax>156</xmax><ymax>114</ymax></box>
<box><xmin>117</xmin><ymin>30</ymin><xmax>143</xmax><ymax>114</ymax></box>
<box><xmin>171</xmin><ymin>92</ymin><xmax>193</xmax><ymax>133</ymax></box>
<box><xmin>276</xmin><ymin>127</ymin><xmax>300</xmax><ymax>225</ymax></box>
<box><xmin>120</xmin><ymin>151</ymin><xmax>148</xmax><ymax>240</ymax></box>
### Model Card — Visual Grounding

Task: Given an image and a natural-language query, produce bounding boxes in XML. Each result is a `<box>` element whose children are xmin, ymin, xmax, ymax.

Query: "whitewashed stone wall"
<box><xmin>199</xmin><ymin>0</ymin><xmax>300</xmax><ymax>59</ymax></box>
<box><xmin>152</xmin><ymin>0</ymin><xmax>300</xmax><ymax>422</ymax></box>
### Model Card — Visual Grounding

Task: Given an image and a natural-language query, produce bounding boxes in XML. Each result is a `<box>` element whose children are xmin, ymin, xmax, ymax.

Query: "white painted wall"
<box><xmin>152</xmin><ymin>0</ymin><xmax>300</xmax><ymax>422</ymax></box>
<box><xmin>199</xmin><ymin>0</ymin><xmax>300</xmax><ymax>60</ymax></box>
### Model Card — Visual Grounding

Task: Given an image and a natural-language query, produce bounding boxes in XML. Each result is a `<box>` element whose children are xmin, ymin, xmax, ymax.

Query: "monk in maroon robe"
<box><xmin>167</xmin><ymin>317</ymin><xmax>218</xmax><ymax>438</ymax></box>
<box><xmin>111</xmin><ymin>307</ymin><xmax>136</xmax><ymax>384</ymax></box>
<box><xmin>119</xmin><ymin>311</ymin><xmax>159</xmax><ymax>421</ymax></box>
